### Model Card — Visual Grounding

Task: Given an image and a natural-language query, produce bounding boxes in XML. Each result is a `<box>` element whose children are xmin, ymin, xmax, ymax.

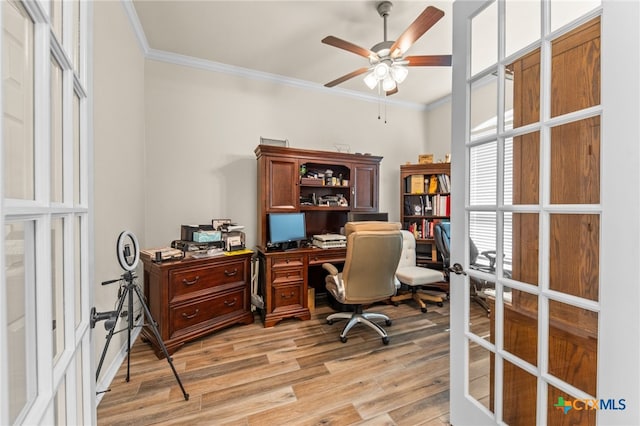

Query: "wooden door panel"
<box><xmin>267</xmin><ymin>158</ymin><xmax>298</xmax><ymax>211</ymax></box>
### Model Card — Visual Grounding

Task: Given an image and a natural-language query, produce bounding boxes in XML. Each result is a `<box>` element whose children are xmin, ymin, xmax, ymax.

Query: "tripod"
<box><xmin>94</xmin><ymin>270</ymin><xmax>189</xmax><ymax>400</ymax></box>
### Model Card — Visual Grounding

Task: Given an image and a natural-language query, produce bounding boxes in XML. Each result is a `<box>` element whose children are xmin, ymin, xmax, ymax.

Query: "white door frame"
<box><xmin>450</xmin><ymin>0</ymin><xmax>640</xmax><ymax>424</ymax></box>
<box><xmin>0</xmin><ymin>0</ymin><xmax>95</xmax><ymax>424</ymax></box>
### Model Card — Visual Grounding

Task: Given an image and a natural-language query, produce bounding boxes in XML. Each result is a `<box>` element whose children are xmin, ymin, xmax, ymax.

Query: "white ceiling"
<box><xmin>132</xmin><ymin>0</ymin><xmax>454</xmax><ymax>107</ymax></box>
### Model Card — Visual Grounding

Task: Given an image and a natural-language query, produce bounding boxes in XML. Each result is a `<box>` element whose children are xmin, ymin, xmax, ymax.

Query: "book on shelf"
<box><xmin>409</xmin><ymin>175</ymin><xmax>425</xmax><ymax>194</ymax></box>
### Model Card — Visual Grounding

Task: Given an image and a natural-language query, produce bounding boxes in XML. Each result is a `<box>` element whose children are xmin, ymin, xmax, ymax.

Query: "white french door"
<box><xmin>1</xmin><ymin>0</ymin><xmax>94</xmax><ymax>424</ymax></box>
<box><xmin>450</xmin><ymin>1</ymin><xmax>639</xmax><ymax>425</ymax></box>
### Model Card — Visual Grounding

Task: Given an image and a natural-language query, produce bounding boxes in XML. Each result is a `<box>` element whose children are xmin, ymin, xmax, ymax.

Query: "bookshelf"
<box><xmin>400</xmin><ymin>163</ymin><xmax>451</xmax><ymax>268</ymax></box>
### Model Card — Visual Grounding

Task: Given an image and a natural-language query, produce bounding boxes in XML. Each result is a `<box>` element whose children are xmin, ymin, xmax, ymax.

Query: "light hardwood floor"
<box><xmin>97</xmin><ymin>299</ymin><xmax>489</xmax><ymax>425</ymax></box>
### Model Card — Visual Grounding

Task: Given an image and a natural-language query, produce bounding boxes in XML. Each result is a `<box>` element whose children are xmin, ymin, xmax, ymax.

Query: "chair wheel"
<box><xmin>340</xmin><ymin>336</ymin><xmax>348</xmax><ymax>343</ymax></box>
<box><xmin>385</xmin><ymin>319</ymin><xmax>392</xmax><ymax>326</ymax></box>
<box><xmin>421</xmin><ymin>307</ymin><xmax>427</xmax><ymax>313</ymax></box>
<box><xmin>382</xmin><ymin>337</ymin><xmax>390</xmax><ymax>345</ymax></box>
<box><xmin>327</xmin><ymin>319</ymin><xmax>334</xmax><ymax>325</ymax></box>
<box><xmin>437</xmin><ymin>302</ymin><xmax>444</xmax><ymax>307</ymax></box>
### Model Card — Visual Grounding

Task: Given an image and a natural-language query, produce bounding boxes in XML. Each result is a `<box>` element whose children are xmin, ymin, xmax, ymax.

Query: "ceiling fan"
<box><xmin>322</xmin><ymin>1</ymin><xmax>451</xmax><ymax>96</ymax></box>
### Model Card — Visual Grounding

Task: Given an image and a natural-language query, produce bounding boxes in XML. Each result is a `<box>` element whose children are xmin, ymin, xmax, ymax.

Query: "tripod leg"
<box><xmin>126</xmin><ymin>281</ymin><xmax>134</xmax><ymax>382</ymax></box>
<box><xmin>95</xmin><ymin>285</ymin><xmax>129</xmax><ymax>383</ymax></box>
<box><xmin>132</xmin><ymin>284</ymin><xmax>190</xmax><ymax>401</ymax></box>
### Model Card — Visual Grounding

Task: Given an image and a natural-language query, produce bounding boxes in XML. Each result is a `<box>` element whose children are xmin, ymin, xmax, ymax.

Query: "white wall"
<box><xmin>93</xmin><ymin>0</ymin><xmax>146</xmax><ymax>384</ymax></box>
<box><xmin>144</xmin><ymin>59</ymin><xmax>433</xmax><ymax>248</ymax></box>
<box><xmin>425</xmin><ymin>99</ymin><xmax>453</xmax><ymax>162</ymax></box>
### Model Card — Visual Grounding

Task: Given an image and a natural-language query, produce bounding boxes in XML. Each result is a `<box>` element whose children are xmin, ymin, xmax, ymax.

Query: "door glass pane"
<box><xmin>549</xmin><ymin>214</ymin><xmax>599</xmax><ymax>300</ymax></box>
<box><xmin>508</xmin><ymin>49</ymin><xmax>540</xmax><ymax>128</ymax></box>
<box><xmin>3</xmin><ymin>0</ymin><xmax>35</xmax><ymax>200</ymax></box>
<box><xmin>51</xmin><ymin>55</ymin><xmax>63</xmax><ymax>203</ymax></box>
<box><xmin>503</xmin><ymin>138</ymin><xmax>513</xmax><ymax>206</ymax></box>
<box><xmin>471</xmin><ymin>1</ymin><xmax>497</xmax><ymax>75</ymax></box>
<box><xmin>470</xmin><ymin>76</ymin><xmax>497</xmax><ymax>142</ymax></box>
<box><xmin>54</xmin><ymin>376</ymin><xmax>67</xmax><ymax>425</ymax></box>
<box><xmin>505</xmin><ymin>0</ymin><xmax>540</xmax><ymax>57</ymax></box>
<box><xmin>550</xmin><ymin>117</ymin><xmax>600</xmax><ymax>205</ymax></box>
<box><xmin>468</xmin><ymin>342</ymin><xmax>492</xmax><ymax>413</ymax></box>
<box><xmin>548</xmin><ymin>384</ymin><xmax>597</xmax><ymax>424</ymax></box>
<box><xmin>72</xmin><ymin>0</ymin><xmax>81</xmax><ymax>74</ymax></box>
<box><xmin>503</xmin><ymin>360</ymin><xmax>537</xmax><ymax>425</ymax></box>
<box><xmin>74</xmin><ymin>92</ymin><xmax>81</xmax><ymax>205</ymax></box>
<box><xmin>502</xmin><ymin>212</ymin><xmax>512</xmax><ymax>277</ymax></box>
<box><xmin>75</xmin><ymin>345</ymin><xmax>85</xmax><ymax>423</ymax></box>
<box><xmin>470</xmin><ymin>142</ymin><xmax>497</xmax><ymax>206</ymax></box>
<box><xmin>52</xmin><ymin>217</ymin><xmax>65</xmax><ymax>362</ymax></box>
<box><xmin>469</xmin><ymin>211</ymin><xmax>496</xmax><ymax>339</ymax></box>
<box><xmin>51</xmin><ymin>0</ymin><xmax>62</xmax><ymax>42</ymax></box>
<box><xmin>5</xmin><ymin>220</ymin><xmax>37</xmax><ymax>423</ymax></box>
<box><xmin>511</xmin><ymin>131</ymin><xmax>540</xmax><ymax>205</ymax></box>
<box><xmin>548</xmin><ymin>300</ymin><xmax>598</xmax><ymax>395</ymax></box>
<box><xmin>74</xmin><ymin>216</ymin><xmax>82</xmax><ymax>327</ymax></box>
<box><xmin>504</xmin><ymin>286</ymin><xmax>537</xmax><ymax>366</ymax></box>
<box><xmin>551</xmin><ymin>17</ymin><xmax>600</xmax><ymax>117</ymax></box>
<box><xmin>550</xmin><ymin>0</ymin><xmax>601</xmax><ymax>32</ymax></box>
<box><xmin>508</xmin><ymin>213</ymin><xmax>538</xmax><ymax>285</ymax></box>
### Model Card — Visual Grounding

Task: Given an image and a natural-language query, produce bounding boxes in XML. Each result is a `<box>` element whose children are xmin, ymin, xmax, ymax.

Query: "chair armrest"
<box><xmin>322</xmin><ymin>263</ymin><xmax>339</xmax><ymax>276</ymax></box>
<box><xmin>481</xmin><ymin>250</ymin><xmax>497</xmax><ymax>270</ymax></box>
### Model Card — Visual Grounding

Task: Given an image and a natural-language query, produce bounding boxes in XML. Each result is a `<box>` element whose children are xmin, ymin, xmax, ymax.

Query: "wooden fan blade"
<box><xmin>386</xmin><ymin>87</ymin><xmax>398</xmax><ymax>96</ymax></box>
<box><xmin>390</xmin><ymin>6</ymin><xmax>445</xmax><ymax>58</ymax></box>
<box><xmin>406</xmin><ymin>55</ymin><xmax>452</xmax><ymax>67</ymax></box>
<box><xmin>322</xmin><ymin>36</ymin><xmax>377</xmax><ymax>60</ymax></box>
<box><xmin>325</xmin><ymin>67</ymin><xmax>370</xmax><ymax>88</ymax></box>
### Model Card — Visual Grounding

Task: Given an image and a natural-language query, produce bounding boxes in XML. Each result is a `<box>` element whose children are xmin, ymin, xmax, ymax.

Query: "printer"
<box><xmin>312</xmin><ymin>233</ymin><xmax>347</xmax><ymax>249</ymax></box>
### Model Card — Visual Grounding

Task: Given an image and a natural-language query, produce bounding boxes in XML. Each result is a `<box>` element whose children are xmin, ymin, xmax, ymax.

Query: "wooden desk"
<box><xmin>141</xmin><ymin>252</ymin><xmax>254</xmax><ymax>357</ymax></box>
<box><xmin>256</xmin><ymin>246</ymin><xmax>346</xmax><ymax>327</ymax></box>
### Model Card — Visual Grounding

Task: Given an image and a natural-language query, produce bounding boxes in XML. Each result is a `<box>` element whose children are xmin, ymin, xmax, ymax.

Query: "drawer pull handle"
<box><xmin>224</xmin><ymin>298</ymin><xmax>238</xmax><ymax>307</ymax></box>
<box><xmin>181</xmin><ymin>309</ymin><xmax>200</xmax><ymax>320</ymax></box>
<box><xmin>224</xmin><ymin>269</ymin><xmax>238</xmax><ymax>277</ymax></box>
<box><xmin>281</xmin><ymin>291</ymin><xmax>295</xmax><ymax>299</ymax></box>
<box><xmin>182</xmin><ymin>276</ymin><xmax>200</xmax><ymax>286</ymax></box>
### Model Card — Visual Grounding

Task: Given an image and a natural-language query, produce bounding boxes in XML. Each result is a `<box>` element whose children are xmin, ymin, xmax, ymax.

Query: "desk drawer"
<box><xmin>272</xmin><ymin>268</ymin><xmax>304</xmax><ymax>284</ymax></box>
<box><xmin>270</xmin><ymin>254</ymin><xmax>305</xmax><ymax>269</ymax></box>
<box><xmin>170</xmin><ymin>288</ymin><xmax>245</xmax><ymax>336</ymax></box>
<box><xmin>170</xmin><ymin>259</ymin><xmax>246</xmax><ymax>301</ymax></box>
<box><xmin>308</xmin><ymin>249</ymin><xmax>346</xmax><ymax>266</ymax></box>
<box><xmin>272</xmin><ymin>282</ymin><xmax>304</xmax><ymax>310</ymax></box>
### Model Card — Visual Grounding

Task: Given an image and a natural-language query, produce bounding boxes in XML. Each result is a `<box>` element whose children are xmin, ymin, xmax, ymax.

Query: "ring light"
<box><xmin>116</xmin><ymin>230</ymin><xmax>140</xmax><ymax>271</ymax></box>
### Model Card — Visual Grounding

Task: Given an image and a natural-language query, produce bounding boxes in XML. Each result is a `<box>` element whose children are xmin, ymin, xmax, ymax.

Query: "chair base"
<box><xmin>326</xmin><ymin>305</ymin><xmax>391</xmax><ymax>345</ymax></box>
<box><xmin>391</xmin><ymin>286</ymin><xmax>445</xmax><ymax>313</ymax></box>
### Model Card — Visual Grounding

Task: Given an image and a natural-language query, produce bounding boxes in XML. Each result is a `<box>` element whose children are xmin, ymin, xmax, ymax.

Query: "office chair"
<box><xmin>433</xmin><ymin>222</ymin><xmax>493</xmax><ymax>314</ymax></box>
<box><xmin>391</xmin><ymin>230</ymin><xmax>446</xmax><ymax>313</ymax></box>
<box><xmin>322</xmin><ymin>221</ymin><xmax>403</xmax><ymax>345</ymax></box>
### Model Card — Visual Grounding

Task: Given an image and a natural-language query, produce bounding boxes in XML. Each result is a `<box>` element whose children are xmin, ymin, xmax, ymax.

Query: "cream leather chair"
<box><xmin>391</xmin><ymin>230</ymin><xmax>446</xmax><ymax>313</ymax></box>
<box><xmin>322</xmin><ymin>221</ymin><xmax>403</xmax><ymax>345</ymax></box>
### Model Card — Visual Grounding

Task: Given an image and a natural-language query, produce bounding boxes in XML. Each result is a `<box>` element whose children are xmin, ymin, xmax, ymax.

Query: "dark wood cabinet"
<box><xmin>256</xmin><ymin>246</ymin><xmax>346</xmax><ymax>327</ymax></box>
<box><xmin>254</xmin><ymin>146</ymin><xmax>381</xmax><ymax>326</ymax></box>
<box><xmin>263</xmin><ymin>156</ymin><xmax>298</xmax><ymax>212</ymax></box>
<box><xmin>255</xmin><ymin>145</ymin><xmax>382</xmax><ymax>247</ymax></box>
<box><xmin>351</xmin><ymin>163</ymin><xmax>378</xmax><ymax>211</ymax></box>
<box><xmin>141</xmin><ymin>252</ymin><xmax>254</xmax><ymax>357</ymax></box>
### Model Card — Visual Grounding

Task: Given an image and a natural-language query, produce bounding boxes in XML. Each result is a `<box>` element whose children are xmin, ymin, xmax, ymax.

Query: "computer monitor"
<box><xmin>268</xmin><ymin>212</ymin><xmax>307</xmax><ymax>249</ymax></box>
<box><xmin>346</xmin><ymin>212</ymin><xmax>389</xmax><ymax>222</ymax></box>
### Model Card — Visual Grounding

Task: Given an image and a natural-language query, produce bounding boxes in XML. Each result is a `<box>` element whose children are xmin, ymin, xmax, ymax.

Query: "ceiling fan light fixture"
<box><xmin>373</xmin><ymin>62</ymin><xmax>389</xmax><ymax>80</ymax></box>
<box><xmin>363</xmin><ymin>71</ymin><xmax>378</xmax><ymax>89</ymax></box>
<box><xmin>382</xmin><ymin>75</ymin><xmax>397</xmax><ymax>91</ymax></box>
<box><xmin>390</xmin><ymin>65</ymin><xmax>408</xmax><ymax>83</ymax></box>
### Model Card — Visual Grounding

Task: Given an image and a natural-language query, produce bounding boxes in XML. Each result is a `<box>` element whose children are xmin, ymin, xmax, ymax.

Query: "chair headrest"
<box><xmin>345</xmin><ymin>221</ymin><xmax>401</xmax><ymax>236</ymax></box>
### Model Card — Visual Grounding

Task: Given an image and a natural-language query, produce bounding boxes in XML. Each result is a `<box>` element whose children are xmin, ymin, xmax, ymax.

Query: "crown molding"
<box><xmin>120</xmin><ymin>0</ymin><xmax>427</xmax><ymax>112</ymax></box>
